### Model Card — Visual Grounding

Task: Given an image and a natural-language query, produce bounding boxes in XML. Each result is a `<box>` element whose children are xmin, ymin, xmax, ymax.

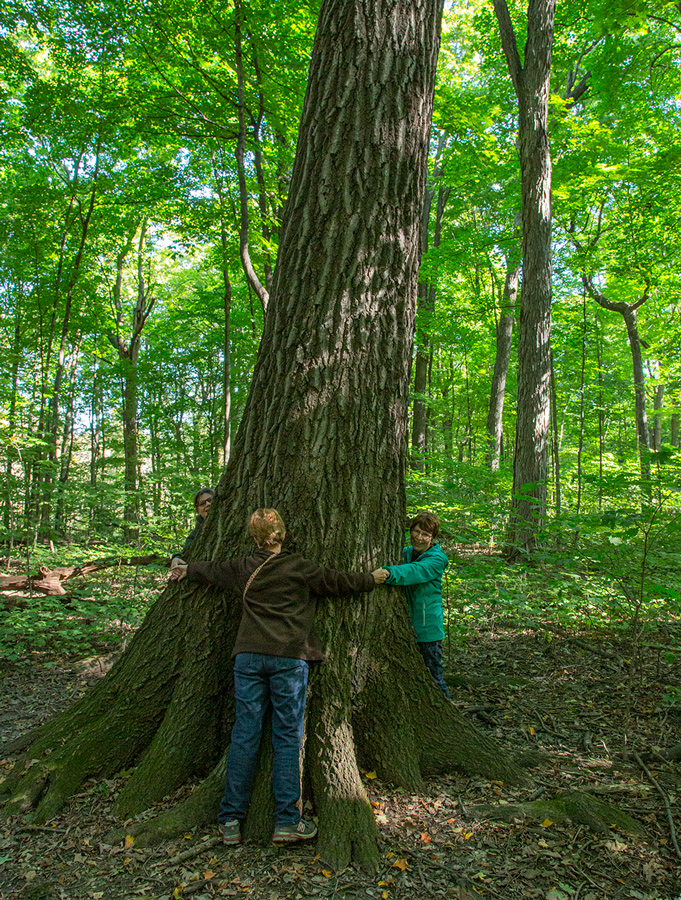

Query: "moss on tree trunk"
<box><xmin>2</xmin><ymin>0</ymin><xmax>529</xmax><ymax>871</ymax></box>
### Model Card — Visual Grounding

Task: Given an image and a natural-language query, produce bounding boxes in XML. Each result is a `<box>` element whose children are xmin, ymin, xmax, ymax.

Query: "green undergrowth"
<box><xmin>0</xmin><ymin>547</ymin><xmax>167</xmax><ymax>661</ymax></box>
<box><xmin>442</xmin><ymin>550</ymin><xmax>681</xmax><ymax>638</ymax></box>
<box><xmin>407</xmin><ymin>469</ymin><xmax>681</xmax><ymax>652</ymax></box>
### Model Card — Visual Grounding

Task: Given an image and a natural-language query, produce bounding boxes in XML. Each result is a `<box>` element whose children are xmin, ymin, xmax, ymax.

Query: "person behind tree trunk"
<box><xmin>170</xmin><ymin>508</ymin><xmax>387</xmax><ymax>844</ymax></box>
<box><xmin>375</xmin><ymin>511</ymin><xmax>451</xmax><ymax>697</ymax></box>
<box><xmin>170</xmin><ymin>488</ymin><xmax>214</xmax><ymax>569</ymax></box>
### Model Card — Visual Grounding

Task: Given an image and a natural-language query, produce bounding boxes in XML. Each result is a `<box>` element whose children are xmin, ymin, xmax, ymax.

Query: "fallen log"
<box><xmin>0</xmin><ymin>554</ymin><xmax>167</xmax><ymax>597</ymax></box>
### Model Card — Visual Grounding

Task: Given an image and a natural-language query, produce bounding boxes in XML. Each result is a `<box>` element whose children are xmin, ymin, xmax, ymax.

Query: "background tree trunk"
<box><xmin>108</xmin><ymin>218</ymin><xmax>155</xmax><ymax>540</ymax></box>
<box><xmin>411</xmin><ymin>153</ymin><xmax>449</xmax><ymax>471</ymax></box>
<box><xmin>486</xmin><ymin>232</ymin><xmax>520</xmax><ymax>470</ymax></box>
<box><xmin>582</xmin><ymin>274</ymin><xmax>651</xmax><ymax>483</ymax></box>
<box><xmin>493</xmin><ymin>0</ymin><xmax>556</xmax><ymax>555</ymax></box>
<box><xmin>653</xmin><ymin>384</ymin><xmax>663</xmax><ymax>451</ymax></box>
<box><xmin>2</xmin><ymin>0</ymin><xmax>526</xmax><ymax>872</ymax></box>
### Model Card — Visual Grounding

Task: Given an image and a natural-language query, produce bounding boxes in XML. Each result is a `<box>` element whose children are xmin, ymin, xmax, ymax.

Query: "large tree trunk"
<box><xmin>2</xmin><ymin>0</ymin><xmax>526</xmax><ymax>871</ymax></box>
<box><xmin>493</xmin><ymin>0</ymin><xmax>555</xmax><ymax>555</ymax></box>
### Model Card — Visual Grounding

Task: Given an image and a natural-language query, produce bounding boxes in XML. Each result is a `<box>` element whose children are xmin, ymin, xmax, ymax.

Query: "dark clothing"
<box><xmin>417</xmin><ymin>640</ymin><xmax>451</xmax><ymax>698</ymax></box>
<box><xmin>171</xmin><ymin>515</ymin><xmax>205</xmax><ymax>562</ymax></box>
<box><xmin>191</xmin><ymin>546</ymin><xmax>374</xmax><ymax>829</ymax></box>
<box><xmin>219</xmin><ymin>653</ymin><xmax>309</xmax><ymax>826</ymax></box>
<box><xmin>187</xmin><ymin>548</ymin><xmax>374</xmax><ymax>661</ymax></box>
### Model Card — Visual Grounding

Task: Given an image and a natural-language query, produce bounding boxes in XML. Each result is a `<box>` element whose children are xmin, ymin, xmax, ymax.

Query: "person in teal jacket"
<box><xmin>377</xmin><ymin>511</ymin><xmax>451</xmax><ymax>697</ymax></box>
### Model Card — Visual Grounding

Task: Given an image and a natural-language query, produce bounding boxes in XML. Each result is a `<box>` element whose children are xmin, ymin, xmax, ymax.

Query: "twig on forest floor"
<box><xmin>633</xmin><ymin>751</ymin><xmax>681</xmax><ymax>860</ymax></box>
<box><xmin>573</xmin><ymin>880</ymin><xmax>587</xmax><ymax>900</ymax></box>
<box><xmin>167</xmin><ymin>835</ymin><xmax>222</xmax><ymax>865</ymax></box>
<box><xmin>572</xmin><ymin>864</ymin><xmax>604</xmax><ymax>890</ymax></box>
<box><xmin>180</xmin><ymin>880</ymin><xmax>215</xmax><ymax>896</ymax></box>
<box><xmin>527</xmin><ymin>705</ymin><xmax>564</xmax><ymax>738</ymax></box>
<box><xmin>15</xmin><ymin>824</ymin><xmax>68</xmax><ymax>834</ymax></box>
<box><xmin>416</xmin><ymin>862</ymin><xmax>436</xmax><ymax>895</ymax></box>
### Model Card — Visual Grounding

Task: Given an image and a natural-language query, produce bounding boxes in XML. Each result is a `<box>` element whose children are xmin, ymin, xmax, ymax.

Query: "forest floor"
<box><xmin>1</xmin><ymin>584</ymin><xmax>681</xmax><ymax>900</ymax></box>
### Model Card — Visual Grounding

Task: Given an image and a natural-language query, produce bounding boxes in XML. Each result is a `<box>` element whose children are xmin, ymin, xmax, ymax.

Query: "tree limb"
<box><xmin>491</xmin><ymin>0</ymin><xmax>523</xmax><ymax>96</ymax></box>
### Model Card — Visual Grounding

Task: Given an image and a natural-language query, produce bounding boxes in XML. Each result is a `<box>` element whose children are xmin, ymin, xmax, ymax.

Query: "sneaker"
<box><xmin>219</xmin><ymin>819</ymin><xmax>241</xmax><ymax>845</ymax></box>
<box><xmin>272</xmin><ymin>819</ymin><xmax>318</xmax><ymax>843</ymax></box>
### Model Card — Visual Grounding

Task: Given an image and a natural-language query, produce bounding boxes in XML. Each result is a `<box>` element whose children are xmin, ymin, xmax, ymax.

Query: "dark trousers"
<box><xmin>219</xmin><ymin>652</ymin><xmax>309</xmax><ymax>826</ymax></box>
<box><xmin>417</xmin><ymin>640</ymin><xmax>451</xmax><ymax>698</ymax></box>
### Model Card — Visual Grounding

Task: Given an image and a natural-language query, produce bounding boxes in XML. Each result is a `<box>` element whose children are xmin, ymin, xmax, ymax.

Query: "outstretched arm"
<box><xmin>383</xmin><ymin>553</ymin><xmax>448</xmax><ymax>586</ymax></box>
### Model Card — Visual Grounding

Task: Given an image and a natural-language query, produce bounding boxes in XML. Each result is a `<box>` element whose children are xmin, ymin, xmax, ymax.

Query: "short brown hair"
<box><xmin>194</xmin><ymin>488</ymin><xmax>214</xmax><ymax>510</ymax></box>
<box><xmin>409</xmin><ymin>511</ymin><xmax>440</xmax><ymax>538</ymax></box>
<box><xmin>250</xmin><ymin>508</ymin><xmax>286</xmax><ymax>547</ymax></box>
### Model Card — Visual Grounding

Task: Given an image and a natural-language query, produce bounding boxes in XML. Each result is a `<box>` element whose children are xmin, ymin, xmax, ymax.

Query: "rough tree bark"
<box><xmin>1</xmin><ymin>0</ymin><xmax>526</xmax><ymax>871</ymax></box>
<box><xmin>492</xmin><ymin>0</ymin><xmax>555</xmax><ymax>555</ymax></box>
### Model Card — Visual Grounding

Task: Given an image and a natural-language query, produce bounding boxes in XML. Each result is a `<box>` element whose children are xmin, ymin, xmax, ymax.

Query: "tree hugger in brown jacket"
<box><xmin>171</xmin><ymin>508</ymin><xmax>387</xmax><ymax>845</ymax></box>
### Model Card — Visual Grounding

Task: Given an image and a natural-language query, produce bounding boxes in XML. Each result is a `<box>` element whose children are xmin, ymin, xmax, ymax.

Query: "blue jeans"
<box><xmin>218</xmin><ymin>653</ymin><xmax>309</xmax><ymax>827</ymax></box>
<box><xmin>417</xmin><ymin>640</ymin><xmax>451</xmax><ymax>698</ymax></box>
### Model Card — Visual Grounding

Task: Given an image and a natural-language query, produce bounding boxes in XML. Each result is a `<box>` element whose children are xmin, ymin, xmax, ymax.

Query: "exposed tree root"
<box><xmin>0</xmin><ymin>585</ymin><xmax>191</xmax><ymax>821</ymax></box>
<box><xmin>476</xmin><ymin>790</ymin><xmax>647</xmax><ymax>836</ymax></box>
<box><xmin>115</xmin><ymin>589</ymin><xmax>236</xmax><ymax>816</ymax></box>
<box><xmin>107</xmin><ymin>766</ymin><xmax>225</xmax><ymax>849</ymax></box>
<box><xmin>307</xmin><ymin>659</ymin><xmax>381</xmax><ymax>871</ymax></box>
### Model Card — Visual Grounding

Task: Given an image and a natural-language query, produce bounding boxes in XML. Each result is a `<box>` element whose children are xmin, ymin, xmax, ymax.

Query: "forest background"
<box><xmin>2</xmin><ymin>0</ymin><xmax>681</xmax><ymax>661</ymax></box>
<box><xmin>1</xmin><ymin>0</ymin><xmax>681</xmax><ymax>897</ymax></box>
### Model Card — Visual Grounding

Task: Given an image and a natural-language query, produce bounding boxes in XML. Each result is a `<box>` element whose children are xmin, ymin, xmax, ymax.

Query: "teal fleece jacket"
<box><xmin>384</xmin><ymin>542</ymin><xmax>449</xmax><ymax>642</ymax></box>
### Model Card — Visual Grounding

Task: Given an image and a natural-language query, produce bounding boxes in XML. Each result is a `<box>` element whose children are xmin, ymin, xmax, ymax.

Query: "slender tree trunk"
<box><xmin>108</xmin><ymin>218</ymin><xmax>154</xmax><ymax>541</ymax></box>
<box><xmin>550</xmin><ymin>349</ymin><xmax>561</xmax><ymax>517</ymax></box>
<box><xmin>671</xmin><ymin>413</ymin><xmax>679</xmax><ymax>448</ymax></box>
<box><xmin>4</xmin><ymin>299</ymin><xmax>22</xmax><ymax>538</ymax></box>
<box><xmin>581</xmin><ymin>276</ymin><xmax>651</xmax><ymax>484</ymax></box>
<box><xmin>411</xmin><ymin>161</ymin><xmax>449</xmax><ymax>471</ymax></box>
<box><xmin>575</xmin><ymin>293</ymin><xmax>587</xmax><ymax>516</ymax></box>
<box><xmin>234</xmin><ymin>0</ymin><xmax>269</xmax><ymax>314</ymax></box>
<box><xmin>493</xmin><ymin>0</ymin><xmax>556</xmax><ymax>555</ymax></box>
<box><xmin>39</xmin><ymin>141</ymin><xmax>102</xmax><ymax>539</ymax></box>
<box><xmin>653</xmin><ymin>384</ymin><xmax>664</xmax><ymax>451</ymax></box>
<box><xmin>250</xmin><ymin>40</ymin><xmax>274</xmax><ymax>293</ymax></box>
<box><xmin>411</xmin><ymin>176</ymin><xmax>434</xmax><ymax>473</ymax></box>
<box><xmin>622</xmin><ymin>306</ymin><xmax>651</xmax><ymax>481</ymax></box>
<box><xmin>223</xmin><ymin>270</ymin><xmax>232</xmax><ymax>467</ymax></box>
<box><xmin>486</xmin><ymin>234</ymin><xmax>521</xmax><ymax>470</ymax></box>
<box><xmin>54</xmin><ymin>342</ymin><xmax>81</xmax><ymax>534</ymax></box>
<box><xmin>595</xmin><ymin>311</ymin><xmax>605</xmax><ymax>510</ymax></box>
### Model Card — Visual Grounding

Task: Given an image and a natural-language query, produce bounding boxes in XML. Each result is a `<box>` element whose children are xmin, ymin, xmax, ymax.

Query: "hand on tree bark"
<box><xmin>371</xmin><ymin>568</ymin><xmax>389</xmax><ymax>584</ymax></box>
<box><xmin>169</xmin><ymin>564</ymin><xmax>188</xmax><ymax>581</ymax></box>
